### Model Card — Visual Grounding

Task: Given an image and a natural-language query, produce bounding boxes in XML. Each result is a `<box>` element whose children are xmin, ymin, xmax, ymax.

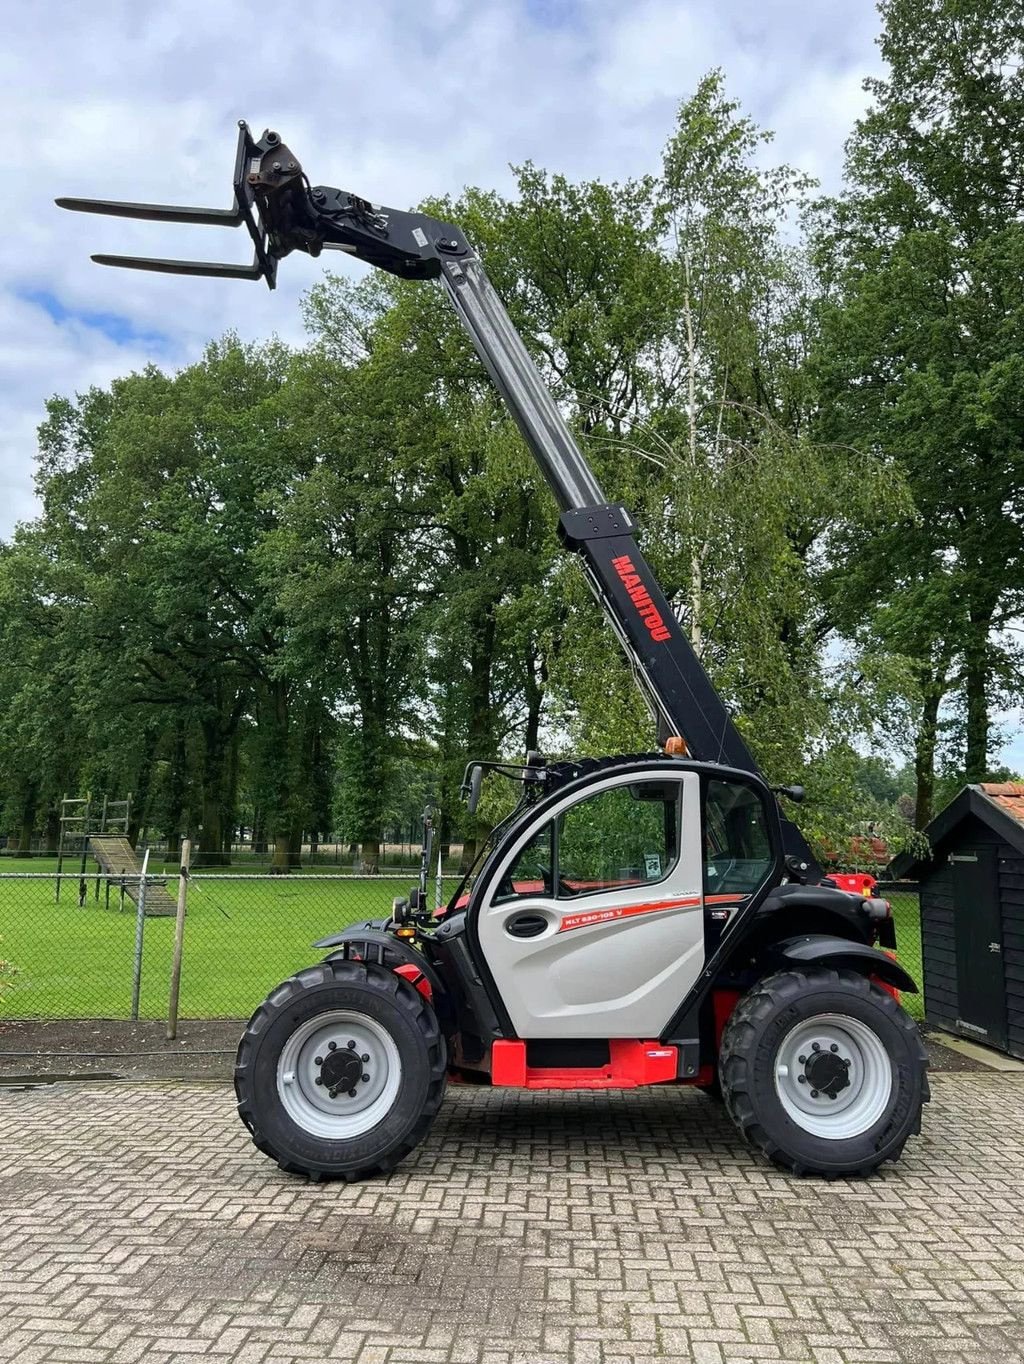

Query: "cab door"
<box><xmin>475</xmin><ymin>768</ymin><xmax>704</xmax><ymax>1038</ymax></box>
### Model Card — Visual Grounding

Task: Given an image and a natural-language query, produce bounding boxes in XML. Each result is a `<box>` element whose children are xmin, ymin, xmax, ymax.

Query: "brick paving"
<box><xmin>1</xmin><ymin>1074</ymin><xmax>1023</xmax><ymax>1364</ymax></box>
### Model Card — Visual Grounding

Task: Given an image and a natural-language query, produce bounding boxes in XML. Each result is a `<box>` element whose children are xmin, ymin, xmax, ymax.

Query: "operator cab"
<box><xmin>459</xmin><ymin>755</ymin><xmax>782</xmax><ymax>1040</ymax></box>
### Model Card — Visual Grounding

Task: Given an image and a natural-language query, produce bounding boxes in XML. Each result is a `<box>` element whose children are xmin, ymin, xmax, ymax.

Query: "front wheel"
<box><xmin>719</xmin><ymin>968</ymin><xmax>928</xmax><ymax>1176</ymax></box>
<box><xmin>235</xmin><ymin>959</ymin><xmax>447</xmax><ymax>1181</ymax></box>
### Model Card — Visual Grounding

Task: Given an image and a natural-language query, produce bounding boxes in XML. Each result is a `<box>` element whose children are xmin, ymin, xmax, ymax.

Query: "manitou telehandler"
<box><xmin>60</xmin><ymin>123</ymin><xmax>928</xmax><ymax>1180</ymax></box>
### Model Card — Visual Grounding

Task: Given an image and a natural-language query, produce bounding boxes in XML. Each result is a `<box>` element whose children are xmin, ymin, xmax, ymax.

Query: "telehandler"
<box><xmin>60</xmin><ymin>123</ymin><xmax>927</xmax><ymax>1180</ymax></box>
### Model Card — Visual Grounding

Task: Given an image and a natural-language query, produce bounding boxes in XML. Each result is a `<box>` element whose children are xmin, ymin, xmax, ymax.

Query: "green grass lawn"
<box><xmin>0</xmin><ymin>870</ymin><xmax>925</xmax><ymax>1023</ymax></box>
<box><xmin>0</xmin><ymin>873</ymin><xmax>425</xmax><ymax>1021</ymax></box>
<box><xmin>889</xmin><ymin>892</ymin><xmax>925</xmax><ymax>1020</ymax></box>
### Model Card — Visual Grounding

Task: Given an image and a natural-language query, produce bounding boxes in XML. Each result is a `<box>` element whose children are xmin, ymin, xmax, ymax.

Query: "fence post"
<box><xmin>130</xmin><ymin>848</ymin><xmax>150</xmax><ymax>1021</ymax></box>
<box><xmin>166</xmin><ymin>839</ymin><xmax>191</xmax><ymax>1040</ymax></box>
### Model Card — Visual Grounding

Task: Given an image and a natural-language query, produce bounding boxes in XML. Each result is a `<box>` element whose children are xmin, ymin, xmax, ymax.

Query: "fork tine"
<box><xmin>91</xmin><ymin>254</ymin><xmax>262</xmax><ymax>281</ymax></box>
<box><xmin>57</xmin><ymin>197</ymin><xmax>242</xmax><ymax>227</ymax></box>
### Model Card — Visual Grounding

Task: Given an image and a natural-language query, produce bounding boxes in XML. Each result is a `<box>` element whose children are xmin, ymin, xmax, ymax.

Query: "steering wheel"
<box><xmin>707</xmin><ymin>855</ymin><xmax>740</xmax><ymax>889</ymax></box>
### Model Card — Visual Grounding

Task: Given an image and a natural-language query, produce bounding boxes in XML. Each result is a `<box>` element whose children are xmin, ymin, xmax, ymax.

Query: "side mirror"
<box><xmin>774</xmin><ymin>784</ymin><xmax>805</xmax><ymax>804</ymax></box>
<box><xmin>467</xmin><ymin>764</ymin><xmax>483</xmax><ymax>815</ymax></box>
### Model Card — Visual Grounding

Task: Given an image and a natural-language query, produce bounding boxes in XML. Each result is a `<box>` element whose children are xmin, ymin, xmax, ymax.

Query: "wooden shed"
<box><xmin>891</xmin><ymin>783</ymin><xmax>1024</xmax><ymax>1059</ymax></box>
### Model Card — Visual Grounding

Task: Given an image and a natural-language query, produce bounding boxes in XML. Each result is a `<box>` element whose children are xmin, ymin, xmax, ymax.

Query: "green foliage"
<box><xmin>3</xmin><ymin>27</ymin><xmax>1020</xmax><ymax>871</ymax></box>
<box><xmin>557</xmin><ymin>785</ymin><xmax>672</xmax><ymax>887</ymax></box>
<box><xmin>809</xmin><ymin>0</ymin><xmax>1024</xmax><ymax>819</ymax></box>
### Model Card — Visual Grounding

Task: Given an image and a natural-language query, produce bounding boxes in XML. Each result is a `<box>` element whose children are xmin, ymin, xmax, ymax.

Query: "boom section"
<box><xmin>440</xmin><ymin>249</ymin><xmax>814</xmax><ymax>873</ymax></box>
<box><xmin>56</xmin><ymin>125</ymin><xmax>817</xmax><ymax>874</ymax></box>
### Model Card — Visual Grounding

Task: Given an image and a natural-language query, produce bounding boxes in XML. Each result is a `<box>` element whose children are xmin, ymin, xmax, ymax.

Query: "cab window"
<box><xmin>704</xmin><ymin>779</ymin><xmax>774</xmax><ymax>895</ymax></box>
<box><xmin>497</xmin><ymin>779</ymin><xmax>681</xmax><ymax>903</ymax></box>
<box><xmin>494</xmin><ymin>826</ymin><xmax>553</xmax><ymax>902</ymax></box>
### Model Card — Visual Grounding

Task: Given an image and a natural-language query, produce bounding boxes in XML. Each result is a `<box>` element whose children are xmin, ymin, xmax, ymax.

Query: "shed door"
<box><xmin>951</xmin><ymin>846</ymin><xmax>1008</xmax><ymax>1050</ymax></box>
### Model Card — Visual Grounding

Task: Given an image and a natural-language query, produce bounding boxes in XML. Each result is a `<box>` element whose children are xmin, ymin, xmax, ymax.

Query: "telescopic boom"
<box><xmin>57</xmin><ymin>121</ymin><xmax>819</xmax><ymax>878</ymax></box>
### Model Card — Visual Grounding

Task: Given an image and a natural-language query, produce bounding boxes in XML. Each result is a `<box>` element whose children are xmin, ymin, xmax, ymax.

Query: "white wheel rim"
<box><xmin>774</xmin><ymin>1012</ymin><xmax>894</xmax><ymax>1140</ymax></box>
<box><xmin>277</xmin><ymin>1009</ymin><xmax>402</xmax><ymax>1140</ymax></box>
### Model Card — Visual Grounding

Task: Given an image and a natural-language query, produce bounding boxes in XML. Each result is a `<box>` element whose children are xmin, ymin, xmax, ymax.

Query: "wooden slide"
<box><xmin>88</xmin><ymin>836</ymin><xmax>178</xmax><ymax>916</ymax></box>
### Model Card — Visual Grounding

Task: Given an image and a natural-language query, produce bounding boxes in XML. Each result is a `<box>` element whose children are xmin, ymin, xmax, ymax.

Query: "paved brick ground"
<box><xmin>2</xmin><ymin>1075</ymin><xmax>1023</xmax><ymax>1364</ymax></box>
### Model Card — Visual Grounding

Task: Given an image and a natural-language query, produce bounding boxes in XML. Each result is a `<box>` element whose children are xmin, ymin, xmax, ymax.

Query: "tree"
<box><xmin>547</xmin><ymin>74</ymin><xmax>903</xmax><ymax>842</ymax></box>
<box><xmin>27</xmin><ymin>339</ymin><xmax>335</xmax><ymax>866</ymax></box>
<box><xmin>265</xmin><ymin>337</ymin><xmax>430</xmax><ymax>871</ymax></box>
<box><xmin>811</xmin><ymin>0</ymin><xmax>1024</xmax><ymax>809</ymax></box>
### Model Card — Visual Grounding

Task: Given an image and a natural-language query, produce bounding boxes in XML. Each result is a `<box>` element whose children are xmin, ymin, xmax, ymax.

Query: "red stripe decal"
<box><xmin>558</xmin><ymin>895</ymin><xmax>700</xmax><ymax>934</ymax></box>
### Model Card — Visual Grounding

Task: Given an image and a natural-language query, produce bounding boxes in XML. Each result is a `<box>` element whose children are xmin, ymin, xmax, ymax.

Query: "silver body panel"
<box><xmin>476</xmin><ymin>768</ymin><xmax>705</xmax><ymax>1038</ymax></box>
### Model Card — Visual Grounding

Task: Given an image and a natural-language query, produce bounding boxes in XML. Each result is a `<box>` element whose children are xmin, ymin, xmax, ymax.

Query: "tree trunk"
<box><xmin>17</xmin><ymin>820</ymin><xmax>33</xmax><ymax>857</ymax></box>
<box><xmin>199</xmin><ymin>715</ymin><xmax>231</xmax><ymax>867</ymax></box>
<box><xmin>164</xmin><ymin>720</ymin><xmax>187</xmax><ymax>858</ymax></box>
<box><xmin>252</xmin><ymin>807</ymin><xmax>267</xmax><ymax>855</ymax></box>
<box><xmin>263</xmin><ymin>676</ymin><xmax>294</xmax><ymax>871</ymax></box>
<box><xmin>15</xmin><ymin>783</ymin><xmax>37</xmax><ymax>856</ymax></box>
<box><xmin>523</xmin><ymin>646</ymin><xmax>547</xmax><ymax>754</ymax></box>
<box><xmin>460</xmin><ymin>835</ymin><xmax>479</xmax><ymax>871</ymax></box>
<box><xmin>288</xmin><ymin>823</ymin><xmax>303</xmax><ymax>869</ymax></box>
<box><xmin>914</xmin><ymin>683</ymin><xmax>942</xmax><ymax>829</ymax></box>
<box><xmin>964</xmin><ymin>631</ymin><xmax>989</xmax><ymax>784</ymax></box>
<box><xmin>44</xmin><ymin>807</ymin><xmax>60</xmax><ymax>855</ymax></box>
<box><xmin>360</xmin><ymin>835</ymin><xmax>380</xmax><ymax>874</ymax></box>
<box><xmin>224</xmin><ymin>730</ymin><xmax>241</xmax><ymax>858</ymax></box>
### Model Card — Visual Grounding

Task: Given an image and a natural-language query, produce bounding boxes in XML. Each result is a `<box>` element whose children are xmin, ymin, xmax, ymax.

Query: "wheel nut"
<box><xmin>830</xmin><ymin>1044</ymin><xmax>839</xmax><ymax>1053</ymax></box>
<box><xmin>348</xmin><ymin>1089</ymin><xmax>357</xmax><ymax>1098</ymax></box>
<box><xmin>828</xmin><ymin>1092</ymin><xmax>837</xmax><ymax>1100</ymax></box>
<box><xmin>315</xmin><ymin>1056</ymin><xmax>323</xmax><ymax>1066</ymax></box>
<box><xmin>328</xmin><ymin>1041</ymin><xmax>337</xmax><ymax>1051</ymax></box>
<box><xmin>810</xmin><ymin>1089</ymin><xmax>819</xmax><ymax>1098</ymax></box>
<box><xmin>798</xmin><ymin>1075</ymin><xmax>806</xmax><ymax>1084</ymax></box>
<box><xmin>811</xmin><ymin>1042</ymin><xmax>821</xmax><ymax>1052</ymax></box>
<box><xmin>798</xmin><ymin>1055</ymin><xmax>807</xmax><ymax>1064</ymax></box>
<box><xmin>361</xmin><ymin>1053</ymin><xmax>369</xmax><ymax>1063</ymax></box>
<box><xmin>347</xmin><ymin>1040</ymin><xmax>357</xmax><ymax>1050</ymax></box>
<box><xmin>314</xmin><ymin>1077</ymin><xmax>323</xmax><ymax>1086</ymax></box>
<box><xmin>361</xmin><ymin>1073</ymin><xmax>370</xmax><ymax>1083</ymax></box>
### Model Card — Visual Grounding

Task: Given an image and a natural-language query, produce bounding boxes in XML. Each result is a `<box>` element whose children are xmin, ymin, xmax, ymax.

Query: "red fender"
<box><xmin>392</xmin><ymin>961</ymin><xmax>433</xmax><ymax>1000</ymax></box>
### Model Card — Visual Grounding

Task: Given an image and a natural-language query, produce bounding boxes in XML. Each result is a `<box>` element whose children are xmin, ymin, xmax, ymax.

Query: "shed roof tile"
<box><xmin>980</xmin><ymin>782</ymin><xmax>1024</xmax><ymax>827</ymax></box>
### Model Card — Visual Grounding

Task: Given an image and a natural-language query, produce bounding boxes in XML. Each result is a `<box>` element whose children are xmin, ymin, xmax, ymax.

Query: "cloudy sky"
<box><xmin>15</xmin><ymin>2</ymin><xmax>1017</xmax><ymax>767</ymax></box>
<box><xmin>3</xmin><ymin>0</ymin><xmax>883</xmax><ymax>535</ymax></box>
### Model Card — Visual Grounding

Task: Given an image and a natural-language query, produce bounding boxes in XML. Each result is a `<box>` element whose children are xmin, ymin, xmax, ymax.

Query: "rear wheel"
<box><xmin>235</xmin><ymin>959</ymin><xmax>446</xmax><ymax>1181</ymax></box>
<box><xmin>720</xmin><ymin>968</ymin><xmax>928</xmax><ymax>1176</ymax></box>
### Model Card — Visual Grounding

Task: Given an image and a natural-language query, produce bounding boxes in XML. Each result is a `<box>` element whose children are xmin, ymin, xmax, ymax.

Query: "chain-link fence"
<box><xmin>879</xmin><ymin>884</ymin><xmax>924</xmax><ymax>1021</ymax></box>
<box><xmin>0</xmin><ymin>869</ymin><xmax>459</xmax><ymax>1023</ymax></box>
<box><xmin>0</xmin><ymin>869</ymin><xmax>925</xmax><ymax>1024</ymax></box>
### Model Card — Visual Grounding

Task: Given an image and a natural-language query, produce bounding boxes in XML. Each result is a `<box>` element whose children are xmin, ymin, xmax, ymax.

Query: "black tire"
<box><xmin>719</xmin><ymin>968</ymin><xmax>929</xmax><ymax>1177</ymax></box>
<box><xmin>234</xmin><ymin>958</ymin><xmax>447</xmax><ymax>1182</ymax></box>
<box><xmin>695</xmin><ymin>1073</ymin><xmax>723</xmax><ymax>1101</ymax></box>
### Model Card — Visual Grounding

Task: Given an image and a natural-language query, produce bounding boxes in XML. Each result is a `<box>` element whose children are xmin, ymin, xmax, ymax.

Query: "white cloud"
<box><xmin>5</xmin><ymin>1</ymin><xmax>881</xmax><ymax>551</ymax></box>
<box><xmin>9</xmin><ymin>2</ymin><xmax>1020</xmax><ymax>770</ymax></box>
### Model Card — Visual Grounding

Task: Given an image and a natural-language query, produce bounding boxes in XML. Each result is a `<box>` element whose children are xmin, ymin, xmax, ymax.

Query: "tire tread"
<box><xmin>234</xmin><ymin>959</ymin><xmax>446</xmax><ymax>1181</ymax></box>
<box><xmin>719</xmin><ymin>968</ymin><xmax>929</xmax><ymax>1177</ymax></box>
